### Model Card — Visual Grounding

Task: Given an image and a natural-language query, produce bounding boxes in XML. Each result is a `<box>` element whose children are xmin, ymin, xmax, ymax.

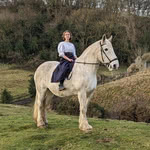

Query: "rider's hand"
<box><xmin>69</xmin><ymin>59</ymin><xmax>74</xmax><ymax>62</ymax></box>
<box><xmin>63</xmin><ymin>55</ymin><xmax>74</xmax><ymax>62</ymax></box>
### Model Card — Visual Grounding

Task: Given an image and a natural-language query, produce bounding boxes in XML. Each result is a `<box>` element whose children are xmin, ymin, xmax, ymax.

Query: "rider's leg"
<box><xmin>59</xmin><ymin>79</ymin><xmax>65</xmax><ymax>91</ymax></box>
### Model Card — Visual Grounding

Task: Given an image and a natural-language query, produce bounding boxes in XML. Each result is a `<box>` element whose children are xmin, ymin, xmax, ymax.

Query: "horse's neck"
<box><xmin>78</xmin><ymin>42</ymin><xmax>99</xmax><ymax>62</ymax></box>
<box><xmin>76</xmin><ymin>41</ymin><xmax>100</xmax><ymax>73</ymax></box>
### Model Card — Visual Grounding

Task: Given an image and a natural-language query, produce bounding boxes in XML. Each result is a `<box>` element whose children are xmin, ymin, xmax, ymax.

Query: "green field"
<box><xmin>0</xmin><ymin>104</ymin><xmax>150</xmax><ymax>150</ymax></box>
<box><xmin>1</xmin><ymin>63</ymin><xmax>150</xmax><ymax>149</ymax></box>
<box><xmin>0</xmin><ymin>64</ymin><xmax>33</xmax><ymax>101</ymax></box>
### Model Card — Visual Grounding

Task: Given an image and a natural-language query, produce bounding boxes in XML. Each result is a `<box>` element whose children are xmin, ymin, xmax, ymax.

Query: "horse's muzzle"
<box><xmin>109</xmin><ymin>60</ymin><xmax>119</xmax><ymax>71</ymax></box>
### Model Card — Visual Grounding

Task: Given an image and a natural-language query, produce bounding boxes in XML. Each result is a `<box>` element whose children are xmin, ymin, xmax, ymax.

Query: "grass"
<box><xmin>0</xmin><ymin>104</ymin><xmax>150</xmax><ymax>150</ymax></box>
<box><xmin>0</xmin><ymin>63</ymin><xmax>33</xmax><ymax>101</ymax></box>
<box><xmin>1</xmin><ymin>64</ymin><xmax>150</xmax><ymax>149</ymax></box>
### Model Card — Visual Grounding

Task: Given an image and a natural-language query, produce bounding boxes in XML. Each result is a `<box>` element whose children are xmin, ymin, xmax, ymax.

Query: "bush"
<box><xmin>87</xmin><ymin>102</ymin><xmax>105</xmax><ymax>118</ymax></box>
<box><xmin>50</xmin><ymin>96</ymin><xmax>105</xmax><ymax>118</ymax></box>
<box><xmin>28</xmin><ymin>75</ymin><xmax>36</xmax><ymax>97</ymax></box>
<box><xmin>39</xmin><ymin>50</ymin><xmax>50</xmax><ymax>60</ymax></box>
<box><xmin>110</xmin><ymin>94</ymin><xmax>150</xmax><ymax>123</ymax></box>
<box><xmin>1</xmin><ymin>89</ymin><xmax>13</xmax><ymax>104</ymax></box>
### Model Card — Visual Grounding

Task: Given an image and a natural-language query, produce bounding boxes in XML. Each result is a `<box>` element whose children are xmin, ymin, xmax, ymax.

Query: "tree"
<box><xmin>1</xmin><ymin>89</ymin><xmax>13</xmax><ymax>104</ymax></box>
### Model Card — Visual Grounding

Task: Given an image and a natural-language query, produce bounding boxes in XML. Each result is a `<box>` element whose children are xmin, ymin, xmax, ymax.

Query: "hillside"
<box><xmin>61</xmin><ymin>69</ymin><xmax>150</xmax><ymax>122</ymax></box>
<box><xmin>92</xmin><ymin>69</ymin><xmax>150</xmax><ymax>121</ymax></box>
<box><xmin>1</xmin><ymin>104</ymin><xmax>150</xmax><ymax>150</ymax></box>
<box><xmin>0</xmin><ymin>64</ymin><xmax>33</xmax><ymax>101</ymax></box>
<box><xmin>1</xmin><ymin>63</ymin><xmax>150</xmax><ymax>122</ymax></box>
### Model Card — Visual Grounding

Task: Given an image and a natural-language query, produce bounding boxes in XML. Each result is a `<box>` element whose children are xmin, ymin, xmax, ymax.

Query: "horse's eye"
<box><xmin>105</xmin><ymin>48</ymin><xmax>108</xmax><ymax>51</ymax></box>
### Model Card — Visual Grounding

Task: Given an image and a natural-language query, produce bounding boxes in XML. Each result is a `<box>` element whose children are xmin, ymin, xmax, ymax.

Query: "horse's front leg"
<box><xmin>78</xmin><ymin>90</ymin><xmax>93</xmax><ymax>131</ymax></box>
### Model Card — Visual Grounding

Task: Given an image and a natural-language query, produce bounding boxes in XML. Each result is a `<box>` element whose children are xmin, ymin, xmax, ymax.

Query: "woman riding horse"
<box><xmin>51</xmin><ymin>30</ymin><xmax>77</xmax><ymax>91</ymax></box>
<box><xmin>33</xmin><ymin>34</ymin><xmax>119</xmax><ymax>131</ymax></box>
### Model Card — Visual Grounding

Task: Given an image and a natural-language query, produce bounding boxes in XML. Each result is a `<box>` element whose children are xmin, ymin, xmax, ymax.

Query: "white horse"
<box><xmin>33</xmin><ymin>34</ymin><xmax>119</xmax><ymax>131</ymax></box>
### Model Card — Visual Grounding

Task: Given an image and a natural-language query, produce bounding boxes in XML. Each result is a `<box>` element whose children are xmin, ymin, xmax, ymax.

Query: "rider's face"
<box><xmin>64</xmin><ymin>32</ymin><xmax>71</xmax><ymax>41</ymax></box>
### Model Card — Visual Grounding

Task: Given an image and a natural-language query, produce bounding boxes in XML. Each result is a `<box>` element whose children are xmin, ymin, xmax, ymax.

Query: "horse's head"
<box><xmin>98</xmin><ymin>34</ymin><xmax>119</xmax><ymax>71</ymax></box>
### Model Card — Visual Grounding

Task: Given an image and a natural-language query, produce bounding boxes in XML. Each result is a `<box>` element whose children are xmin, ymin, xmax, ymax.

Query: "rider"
<box><xmin>51</xmin><ymin>30</ymin><xmax>77</xmax><ymax>91</ymax></box>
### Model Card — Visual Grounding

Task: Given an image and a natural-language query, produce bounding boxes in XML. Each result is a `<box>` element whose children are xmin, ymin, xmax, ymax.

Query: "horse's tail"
<box><xmin>33</xmin><ymin>94</ymin><xmax>38</xmax><ymax>123</ymax></box>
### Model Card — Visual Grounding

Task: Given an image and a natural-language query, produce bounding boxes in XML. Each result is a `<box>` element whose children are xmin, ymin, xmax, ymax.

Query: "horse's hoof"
<box><xmin>38</xmin><ymin>125</ymin><xmax>46</xmax><ymax>128</ymax></box>
<box><xmin>79</xmin><ymin>124</ymin><xmax>93</xmax><ymax>132</ymax></box>
<box><xmin>80</xmin><ymin>128</ymin><xmax>93</xmax><ymax>133</ymax></box>
<box><xmin>83</xmin><ymin>129</ymin><xmax>92</xmax><ymax>133</ymax></box>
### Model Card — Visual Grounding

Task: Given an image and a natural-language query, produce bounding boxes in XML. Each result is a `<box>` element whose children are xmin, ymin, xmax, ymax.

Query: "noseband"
<box><xmin>75</xmin><ymin>41</ymin><xmax>118</xmax><ymax>66</ymax></box>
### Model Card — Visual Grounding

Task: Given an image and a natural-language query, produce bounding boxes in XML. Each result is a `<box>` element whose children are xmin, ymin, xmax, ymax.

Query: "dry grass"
<box><xmin>92</xmin><ymin>68</ymin><xmax>150</xmax><ymax>110</ymax></box>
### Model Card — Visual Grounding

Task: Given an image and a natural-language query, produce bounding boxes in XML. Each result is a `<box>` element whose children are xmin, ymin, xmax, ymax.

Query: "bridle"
<box><xmin>100</xmin><ymin>42</ymin><xmax>118</xmax><ymax>67</ymax></box>
<box><xmin>67</xmin><ymin>41</ymin><xmax>118</xmax><ymax>80</ymax></box>
<box><xmin>75</xmin><ymin>41</ymin><xmax>118</xmax><ymax>67</ymax></box>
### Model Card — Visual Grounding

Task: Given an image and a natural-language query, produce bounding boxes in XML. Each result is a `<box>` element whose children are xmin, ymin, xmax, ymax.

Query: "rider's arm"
<box><xmin>63</xmin><ymin>55</ymin><xmax>73</xmax><ymax>62</ymax></box>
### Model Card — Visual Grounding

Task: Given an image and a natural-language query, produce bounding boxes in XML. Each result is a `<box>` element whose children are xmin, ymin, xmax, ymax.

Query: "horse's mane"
<box><xmin>78</xmin><ymin>40</ymin><xmax>100</xmax><ymax>59</ymax></box>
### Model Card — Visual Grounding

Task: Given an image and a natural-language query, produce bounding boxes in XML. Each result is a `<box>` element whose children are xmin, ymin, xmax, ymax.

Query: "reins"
<box><xmin>75</xmin><ymin>61</ymin><xmax>100</xmax><ymax>65</ymax></box>
<box><xmin>67</xmin><ymin>41</ymin><xmax>118</xmax><ymax>80</ymax></box>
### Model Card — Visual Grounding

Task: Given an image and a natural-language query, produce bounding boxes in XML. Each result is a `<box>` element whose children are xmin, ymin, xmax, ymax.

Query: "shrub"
<box><xmin>87</xmin><ymin>102</ymin><xmax>105</xmax><ymax>118</ymax></box>
<box><xmin>39</xmin><ymin>50</ymin><xmax>50</xmax><ymax>60</ymax></box>
<box><xmin>1</xmin><ymin>89</ymin><xmax>13</xmax><ymax>104</ymax></box>
<box><xmin>50</xmin><ymin>96</ymin><xmax>105</xmax><ymax>118</ymax></box>
<box><xmin>110</xmin><ymin>93</ymin><xmax>150</xmax><ymax>123</ymax></box>
<box><xmin>28</xmin><ymin>75</ymin><xmax>36</xmax><ymax>97</ymax></box>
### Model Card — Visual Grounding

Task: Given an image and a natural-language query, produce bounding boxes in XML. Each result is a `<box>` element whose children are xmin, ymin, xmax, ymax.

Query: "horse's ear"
<box><xmin>108</xmin><ymin>35</ymin><xmax>112</xmax><ymax>42</ymax></box>
<box><xmin>101</xmin><ymin>34</ymin><xmax>106</xmax><ymax>44</ymax></box>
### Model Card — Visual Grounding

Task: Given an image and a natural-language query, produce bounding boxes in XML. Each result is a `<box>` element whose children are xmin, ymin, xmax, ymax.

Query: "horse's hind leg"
<box><xmin>33</xmin><ymin>94</ymin><xmax>38</xmax><ymax>123</ymax></box>
<box><xmin>35</xmin><ymin>88</ymin><xmax>47</xmax><ymax>128</ymax></box>
<box><xmin>42</xmin><ymin>97</ymin><xmax>48</xmax><ymax>126</ymax></box>
<box><xmin>43</xmin><ymin>90</ymin><xmax>53</xmax><ymax>125</ymax></box>
<box><xmin>78</xmin><ymin>90</ymin><xmax>93</xmax><ymax>131</ymax></box>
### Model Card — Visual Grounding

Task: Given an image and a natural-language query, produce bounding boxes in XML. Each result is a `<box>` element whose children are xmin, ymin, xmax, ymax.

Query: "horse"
<box><xmin>33</xmin><ymin>34</ymin><xmax>119</xmax><ymax>131</ymax></box>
